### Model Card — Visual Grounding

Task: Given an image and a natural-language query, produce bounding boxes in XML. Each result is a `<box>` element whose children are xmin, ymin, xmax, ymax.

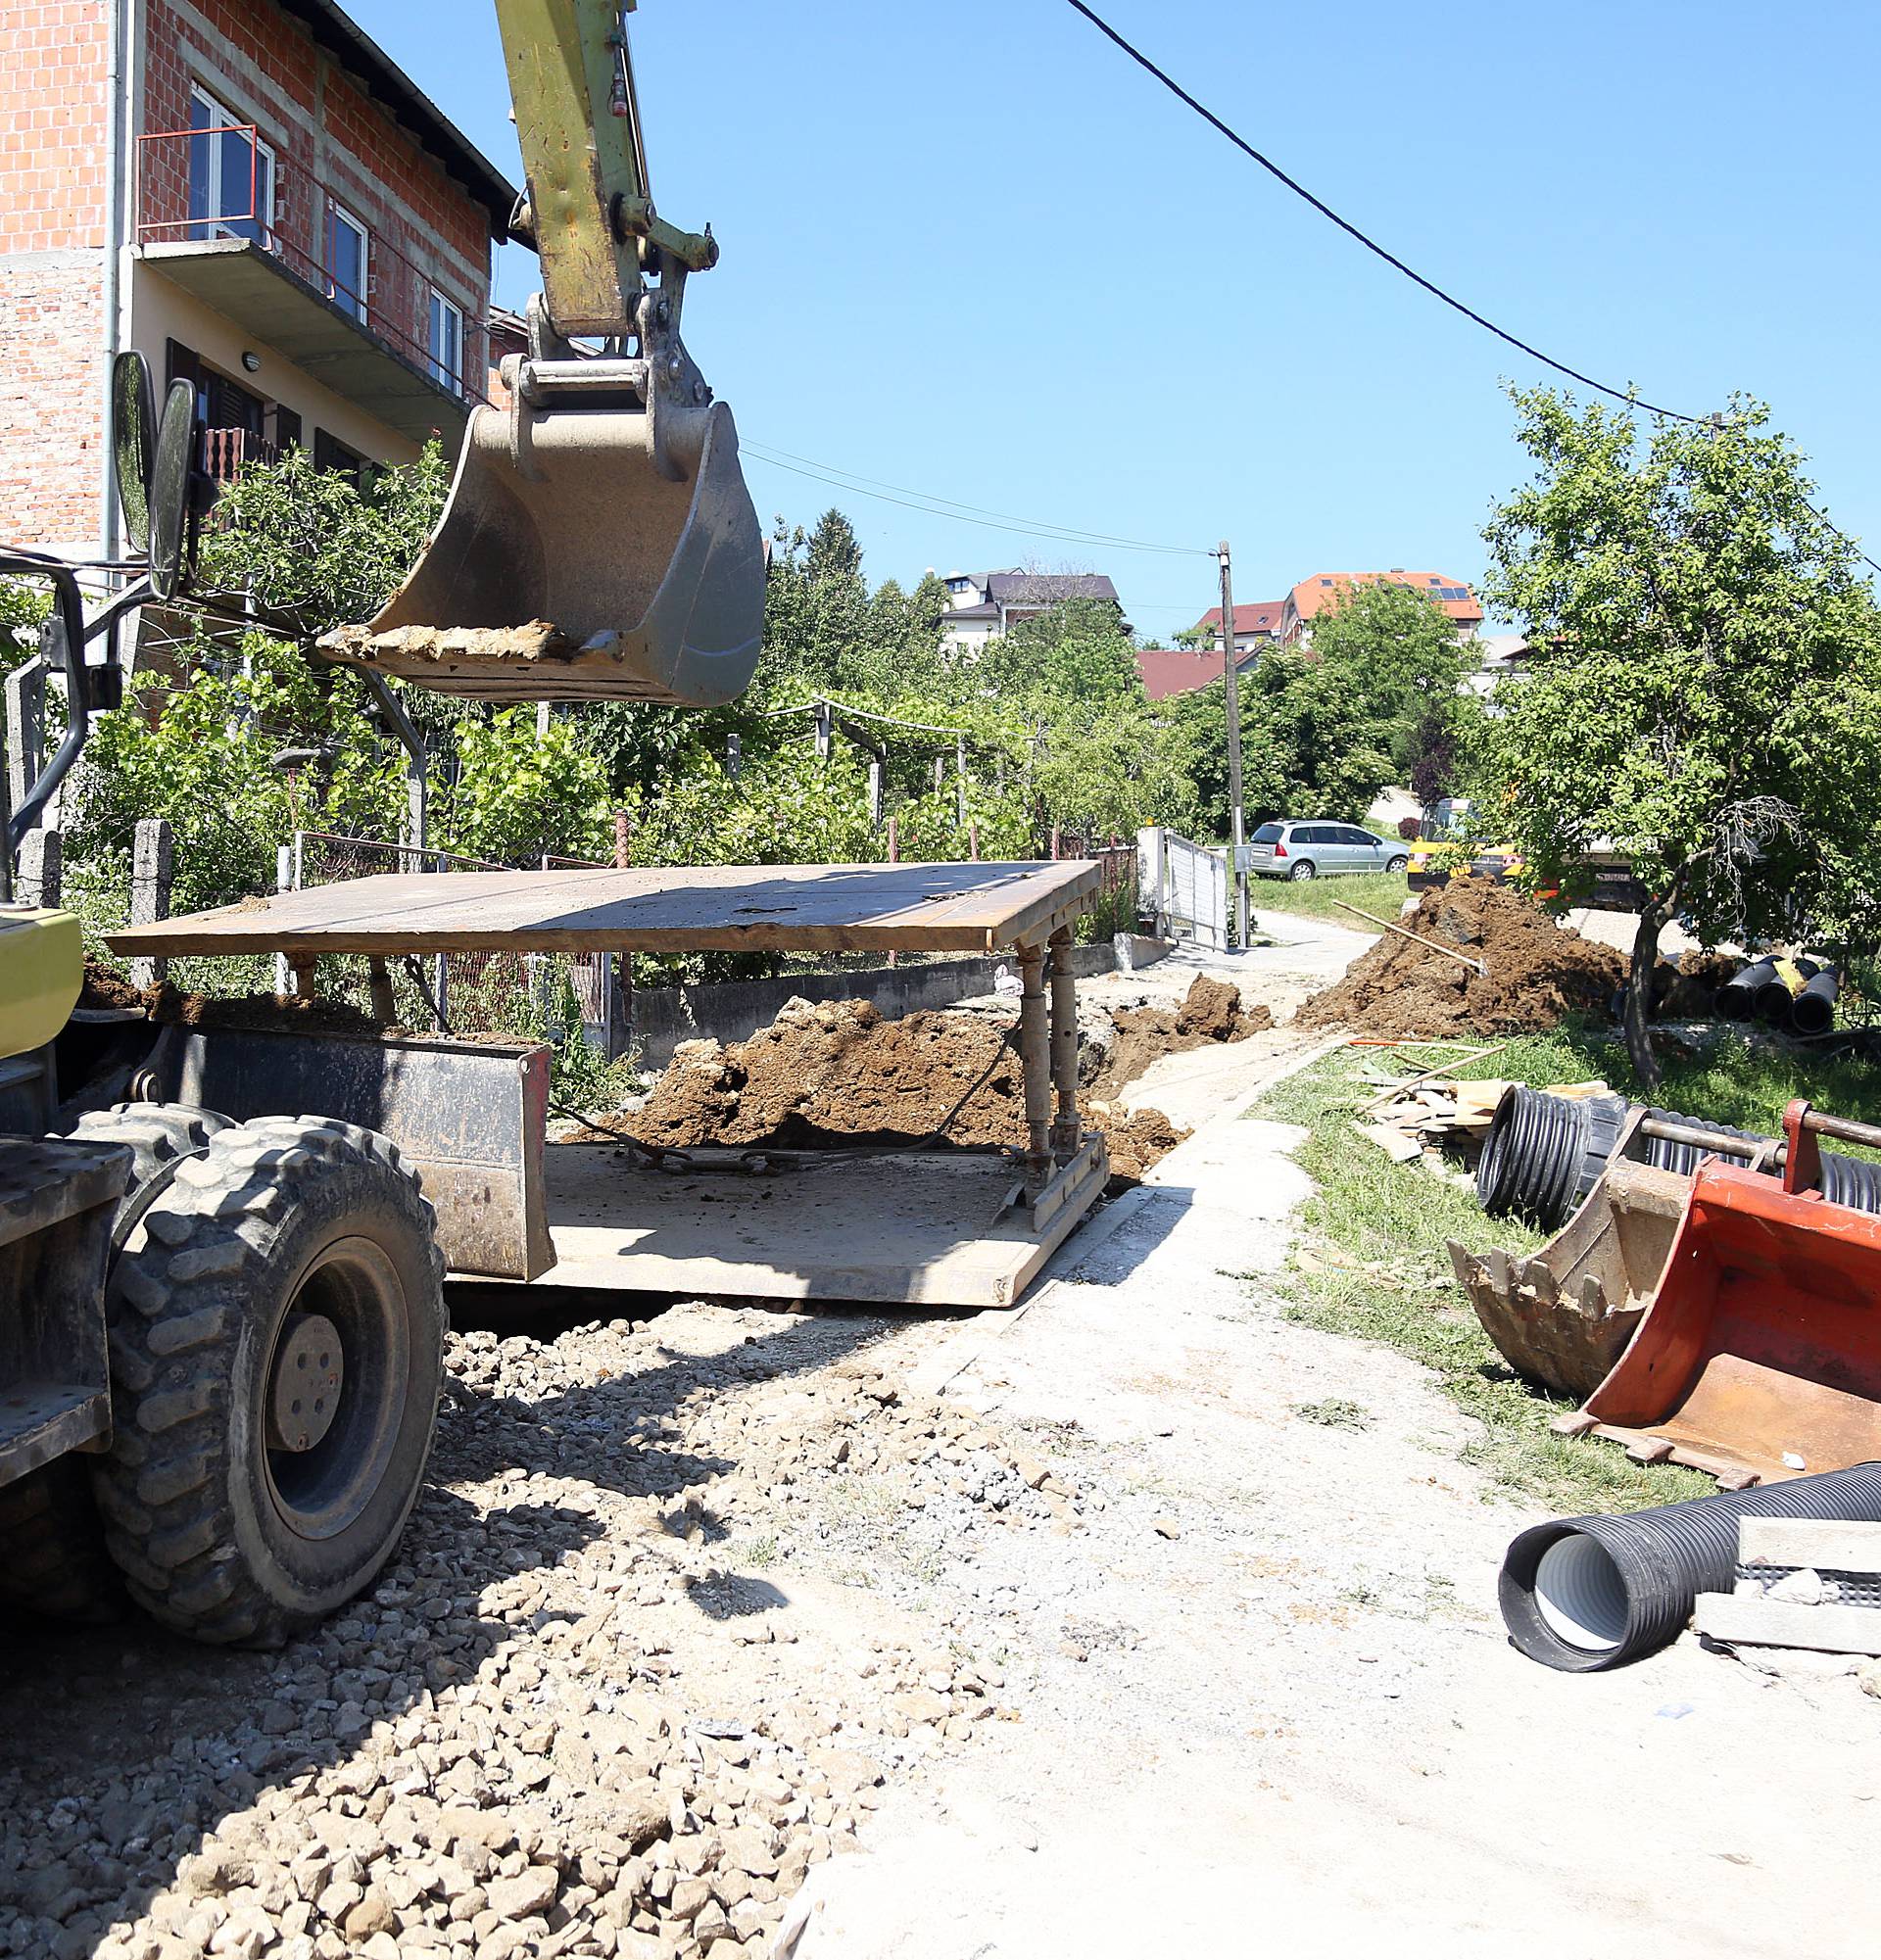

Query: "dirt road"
<box><xmin>4</xmin><ymin>920</ymin><xmax>1871</xmax><ymax>1960</ymax></box>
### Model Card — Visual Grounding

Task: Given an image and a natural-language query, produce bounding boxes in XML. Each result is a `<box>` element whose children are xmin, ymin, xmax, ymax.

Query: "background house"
<box><xmin>1189</xmin><ymin>598</ymin><xmax>1283</xmax><ymax>656</ymax></box>
<box><xmin>940</xmin><ymin>569</ymin><xmax>1128</xmax><ymax>657</ymax></box>
<box><xmin>0</xmin><ymin>0</ymin><xmax>517</xmax><ymax>555</ymax></box>
<box><xmin>1280</xmin><ymin>570</ymin><xmax>1483</xmax><ymax>646</ymax></box>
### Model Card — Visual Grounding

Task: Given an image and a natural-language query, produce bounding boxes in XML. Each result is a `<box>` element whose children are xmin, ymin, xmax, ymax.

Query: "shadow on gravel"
<box><xmin>0</xmin><ymin>1308</ymin><xmax>886</xmax><ymax>1957</ymax></box>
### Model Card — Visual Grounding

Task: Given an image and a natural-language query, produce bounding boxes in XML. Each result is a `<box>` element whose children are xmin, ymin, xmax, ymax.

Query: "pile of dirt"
<box><xmin>1089</xmin><ymin>975</ymin><xmax>1274</xmax><ymax>1099</ymax></box>
<box><xmin>80</xmin><ymin>958</ymin><xmax>386</xmax><ymax>1037</ymax></box>
<box><xmin>630</xmin><ymin>993</ymin><xmax>1207</xmax><ymax>1185</ymax></box>
<box><xmin>1300</xmin><ymin>883</ymin><xmax>1626</xmax><ymax>1037</ymax></box>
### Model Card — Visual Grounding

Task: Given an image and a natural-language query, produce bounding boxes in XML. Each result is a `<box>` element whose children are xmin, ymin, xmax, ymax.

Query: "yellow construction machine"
<box><xmin>0</xmin><ymin>1</ymin><xmax>766</xmax><ymax>1643</ymax></box>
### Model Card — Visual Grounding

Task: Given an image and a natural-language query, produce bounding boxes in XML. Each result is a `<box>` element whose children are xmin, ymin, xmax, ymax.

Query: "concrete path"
<box><xmin>777</xmin><ymin>927</ymin><xmax>1879</xmax><ymax>1960</ymax></box>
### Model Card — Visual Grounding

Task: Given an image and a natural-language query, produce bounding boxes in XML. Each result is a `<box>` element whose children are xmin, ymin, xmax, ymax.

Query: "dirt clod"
<box><xmin>1090</xmin><ymin>975</ymin><xmax>1272</xmax><ymax>1099</ymax></box>
<box><xmin>1300</xmin><ymin>883</ymin><xmax>1624</xmax><ymax>1037</ymax></box>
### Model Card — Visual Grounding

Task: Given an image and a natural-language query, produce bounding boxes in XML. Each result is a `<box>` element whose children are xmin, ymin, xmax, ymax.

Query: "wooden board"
<box><xmin>488</xmin><ymin>1140</ymin><xmax>1110</xmax><ymax>1311</ymax></box>
<box><xmin>103</xmin><ymin>861</ymin><xmax>1104</xmax><ymax>959</ymax></box>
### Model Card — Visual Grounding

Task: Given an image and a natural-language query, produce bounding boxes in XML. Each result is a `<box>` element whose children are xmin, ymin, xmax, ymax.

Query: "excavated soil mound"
<box><xmin>1300</xmin><ymin>883</ymin><xmax>1625</xmax><ymax>1037</ymax></box>
<box><xmin>631</xmin><ymin>995</ymin><xmax>1199</xmax><ymax>1185</ymax></box>
<box><xmin>80</xmin><ymin>961</ymin><xmax>385</xmax><ymax>1036</ymax></box>
<box><xmin>1090</xmin><ymin>974</ymin><xmax>1274</xmax><ymax>1099</ymax></box>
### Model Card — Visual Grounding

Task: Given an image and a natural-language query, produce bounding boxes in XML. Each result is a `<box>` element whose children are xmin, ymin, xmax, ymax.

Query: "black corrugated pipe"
<box><xmin>1500</xmin><ymin>1462</ymin><xmax>1881</xmax><ymax>1670</ymax></box>
<box><xmin>1754</xmin><ymin>957</ymin><xmax>1819</xmax><ymax>1027</ymax></box>
<box><xmin>1716</xmin><ymin>956</ymin><xmax>1777</xmax><ymax>1021</ymax></box>
<box><xmin>1792</xmin><ymin>967</ymin><xmax>1840</xmax><ymax>1037</ymax></box>
<box><xmin>1476</xmin><ymin>1086</ymin><xmax>1630</xmax><ymax>1230</ymax></box>
<box><xmin>1636</xmin><ymin>1106</ymin><xmax>1766</xmax><ymax>1179</ymax></box>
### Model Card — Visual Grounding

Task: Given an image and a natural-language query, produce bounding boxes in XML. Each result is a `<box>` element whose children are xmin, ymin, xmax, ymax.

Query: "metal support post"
<box><xmin>1018</xmin><ymin>943</ymin><xmax>1052</xmax><ymax>1198</ymax></box>
<box><xmin>1048</xmin><ymin>930</ymin><xmax>1081</xmax><ymax>1161</ymax></box>
<box><xmin>955</xmin><ymin>731</ymin><xmax>968</xmax><ymax>828</ymax></box>
<box><xmin>5</xmin><ymin>658</ymin><xmax>44</xmax><ymax>820</ymax></box>
<box><xmin>814</xmin><ymin>699</ymin><xmax>832</xmax><ymax>762</ymax></box>
<box><xmin>367</xmin><ymin>958</ymin><xmax>396</xmax><ymax>1025</ymax></box>
<box><xmin>274</xmin><ymin>844</ymin><xmax>294</xmax><ymax>995</ymax></box>
<box><xmin>868</xmin><ymin>758</ymin><xmax>883</xmax><ymax>831</ymax></box>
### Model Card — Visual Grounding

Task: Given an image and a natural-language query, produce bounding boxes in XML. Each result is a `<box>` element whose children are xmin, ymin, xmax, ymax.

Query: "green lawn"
<box><xmin>1244</xmin><ymin>868</ymin><xmax>1412</xmax><ymax>924</ymax></box>
<box><xmin>1252</xmin><ymin>1025</ymin><xmax>1881</xmax><ymax>1515</ymax></box>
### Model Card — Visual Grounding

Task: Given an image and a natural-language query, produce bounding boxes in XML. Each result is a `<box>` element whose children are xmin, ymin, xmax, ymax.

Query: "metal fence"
<box><xmin>1136</xmin><ymin>827</ymin><xmax>1228</xmax><ymax>950</ymax></box>
<box><xmin>284</xmin><ymin>831</ymin><xmax>624</xmax><ymax>1054</ymax></box>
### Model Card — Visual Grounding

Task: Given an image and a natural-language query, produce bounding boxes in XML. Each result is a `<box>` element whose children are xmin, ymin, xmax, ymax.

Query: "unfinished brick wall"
<box><xmin>142</xmin><ymin>0</ymin><xmax>492</xmax><ymax>386</ymax></box>
<box><xmin>0</xmin><ymin>1</ymin><xmax>111</xmax><ymax>547</ymax></box>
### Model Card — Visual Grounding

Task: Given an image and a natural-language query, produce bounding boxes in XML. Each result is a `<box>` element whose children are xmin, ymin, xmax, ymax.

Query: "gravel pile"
<box><xmin>0</xmin><ymin>1308</ymin><xmax>1036</xmax><ymax>1960</ymax></box>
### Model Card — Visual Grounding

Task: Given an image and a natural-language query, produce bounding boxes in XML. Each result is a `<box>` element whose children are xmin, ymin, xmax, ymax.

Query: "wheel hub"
<box><xmin>266</xmin><ymin>1311</ymin><xmax>345</xmax><ymax>1454</ymax></box>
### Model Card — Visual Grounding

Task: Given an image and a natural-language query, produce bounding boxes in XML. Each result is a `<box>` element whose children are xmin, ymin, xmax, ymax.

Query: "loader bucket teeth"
<box><xmin>319</xmin><ymin>398</ymin><xmax>764</xmax><ymax>706</ymax></box>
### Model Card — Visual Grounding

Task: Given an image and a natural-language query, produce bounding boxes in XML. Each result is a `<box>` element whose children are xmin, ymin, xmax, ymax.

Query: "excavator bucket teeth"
<box><xmin>1580</xmin><ymin>1161</ymin><xmax>1881</xmax><ymax>1487</ymax></box>
<box><xmin>320</xmin><ymin>399</ymin><xmax>764</xmax><ymax>705</ymax></box>
<box><xmin>1450</xmin><ymin>1158</ymin><xmax>1690</xmax><ymax>1401</ymax></box>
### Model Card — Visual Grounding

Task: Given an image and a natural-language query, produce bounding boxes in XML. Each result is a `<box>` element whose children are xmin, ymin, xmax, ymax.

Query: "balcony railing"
<box><xmin>135</xmin><ymin>124</ymin><xmax>490</xmax><ymax>410</ymax></box>
<box><xmin>201</xmin><ymin>426</ymin><xmax>280</xmax><ymax>482</ymax></box>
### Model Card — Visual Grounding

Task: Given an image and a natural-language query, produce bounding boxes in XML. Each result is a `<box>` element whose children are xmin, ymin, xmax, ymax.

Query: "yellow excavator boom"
<box><xmin>320</xmin><ymin>1</ymin><xmax>764</xmax><ymax>705</ymax></box>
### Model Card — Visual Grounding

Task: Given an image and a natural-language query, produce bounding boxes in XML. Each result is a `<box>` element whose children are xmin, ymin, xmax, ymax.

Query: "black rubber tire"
<box><xmin>0</xmin><ymin>1460</ymin><xmax>125</xmax><ymax>1624</ymax></box>
<box><xmin>1289</xmin><ymin>860</ymin><xmax>1317</xmax><ymax>882</ymax></box>
<box><xmin>92</xmin><ymin>1116</ymin><xmax>446</xmax><ymax>1647</ymax></box>
<box><xmin>1386</xmin><ymin>854</ymin><xmax>1410</xmax><ymax>875</ymax></box>
<box><xmin>61</xmin><ymin>1100</ymin><xmax>234</xmax><ymax>1228</ymax></box>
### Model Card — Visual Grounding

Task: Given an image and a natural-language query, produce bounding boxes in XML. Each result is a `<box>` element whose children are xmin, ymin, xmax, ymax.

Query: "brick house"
<box><xmin>1280</xmin><ymin>570</ymin><xmax>1483</xmax><ymax>646</ymax></box>
<box><xmin>0</xmin><ymin>0</ymin><xmax>516</xmax><ymax>554</ymax></box>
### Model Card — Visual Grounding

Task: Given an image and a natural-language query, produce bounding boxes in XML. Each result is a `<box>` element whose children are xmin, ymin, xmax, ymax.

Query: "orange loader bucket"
<box><xmin>1564</xmin><ymin>1101</ymin><xmax>1881</xmax><ymax>1487</ymax></box>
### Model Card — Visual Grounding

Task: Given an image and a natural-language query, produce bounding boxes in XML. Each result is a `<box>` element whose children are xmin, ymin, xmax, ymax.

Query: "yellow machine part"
<box><xmin>0</xmin><ymin>909</ymin><xmax>82</xmax><ymax>1060</ymax></box>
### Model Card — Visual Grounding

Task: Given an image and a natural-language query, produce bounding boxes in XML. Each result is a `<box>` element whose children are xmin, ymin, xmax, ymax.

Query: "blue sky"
<box><xmin>347</xmin><ymin>0</ymin><xmax>1881</xmax><ymax>638</ymax></box>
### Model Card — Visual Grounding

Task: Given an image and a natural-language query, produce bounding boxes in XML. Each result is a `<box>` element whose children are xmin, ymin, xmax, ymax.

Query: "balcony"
<box><xmin>135</xmin><ymin>124</ymin><xmax>489</xmax><ymax>450</ymax></box>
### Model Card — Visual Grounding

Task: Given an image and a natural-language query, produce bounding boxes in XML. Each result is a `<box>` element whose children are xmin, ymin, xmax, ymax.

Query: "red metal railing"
<box><xmin>135</xmin><ymin>124</ymin><xmax>491</xmax><ymax>411</ymax></box>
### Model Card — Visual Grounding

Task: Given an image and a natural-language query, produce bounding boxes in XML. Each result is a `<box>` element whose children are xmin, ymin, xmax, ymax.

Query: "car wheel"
<box><xmin>1386</xmin><ymin>855</ymin><xmax>1410</xmax><ymax>875</ymax></box>
<box><xmin>1289</xmin><ymin>861</ymin><xmax>1317</xmax><ymax>882</ymax></box>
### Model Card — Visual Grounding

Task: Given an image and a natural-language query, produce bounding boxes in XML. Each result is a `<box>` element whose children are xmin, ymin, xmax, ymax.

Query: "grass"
<box><xmin>1245</xmin><ymin>868</ymin><xmax>1412</xmax><ymax>924</ymax></box>
<box><xmin>1293</xmin><ymin>1398</ymin><xmax>1374</xmax><ymax>1432</ymax></box>
<box><xmin>1252</xmin><ymin>1023</ymin><xmax>1881</xmax><ymax>1515</ymax></box>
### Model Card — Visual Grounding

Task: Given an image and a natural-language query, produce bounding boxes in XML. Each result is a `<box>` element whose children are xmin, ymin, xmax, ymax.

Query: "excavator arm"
<box><xmin>319</xmin><ymin>1</ymin><xmax>765</xmax><ymax>706</ymax></box>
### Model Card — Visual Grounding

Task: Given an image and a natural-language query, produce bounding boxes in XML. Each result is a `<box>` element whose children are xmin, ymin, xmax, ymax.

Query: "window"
<box><xmin>314</xmin><ymin>427</ymin><xmax>367</xmax><ymax>488</ymax></box>
<box><xmin>186</xmin><ymin>86</ymin><xmax>273</xmax><ymax>245</ymax></box>
<box><xmin>325</xmin><ymin>202</ymin><xmax>368</xmax><ymax>323</ymax></box>
<box><xmin>426</xmin><ymin>288</ymin><xmax>464</xmax><ymax>392</ymax></box>
<box><xmin>271</xmin><ymin>406</ymin><xmax>303</xmax><ymax>451</ymax></box>
<box><xmin>1252</xmin><ymin>823</ymin><xmax>1283</xmax><ymax>844</ymax></box>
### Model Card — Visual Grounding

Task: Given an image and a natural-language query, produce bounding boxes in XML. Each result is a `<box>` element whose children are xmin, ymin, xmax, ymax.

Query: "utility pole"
<box><xmin>1219</xmin><ymin>540</ymin><xmax>1249</xmax><ymax>947</ymax></box>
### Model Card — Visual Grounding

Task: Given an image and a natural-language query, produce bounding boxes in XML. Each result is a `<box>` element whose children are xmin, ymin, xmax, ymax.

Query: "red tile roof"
<box><xmin>1287</xmin><ymin>571</ymin><xmax>1482</xmax><ymax>628</ymax></box>
<box><xmin>1135</xmin><ymin>645</ymin><xmax>1240</xmax><ymax>701</ymax></box>
<box><xmin>1192</xmin><ymin>600</ymin><xmax>1284</xmax><ymax>638</ymax></box>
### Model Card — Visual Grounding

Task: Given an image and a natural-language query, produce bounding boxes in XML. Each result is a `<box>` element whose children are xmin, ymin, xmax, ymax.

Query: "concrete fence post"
<box><xmin>5</xmin><ymin>657</ymin><xmax>44</xmax><ymax>819</ymax></box>
<box><xmin>17</xmin><ymin>827</ymin><xmax>59</xmax><ymax>908</ymax></box>
<box><xmin>129</xmin><ymin>817</ymin><xmax>173</xmax><ymax>990</ymax></box>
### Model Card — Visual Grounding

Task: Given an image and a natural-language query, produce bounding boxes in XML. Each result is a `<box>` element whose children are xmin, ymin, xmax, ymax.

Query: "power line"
<box><xmin>742</xmin><ymin>443</ymin><xmax>1209</xmax><ymax>558</ymax></box>
<box><xmin>1061</xmin><ymin>0</ymin><xmax>1881</xmax><ymax>580</ymax></box>
<box><xmin>746</xmin><ymin>440</ymin><xmax>1209</xmax><ymax>557</ymax></box>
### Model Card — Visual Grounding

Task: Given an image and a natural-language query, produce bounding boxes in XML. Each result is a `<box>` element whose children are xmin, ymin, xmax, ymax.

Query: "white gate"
<box><xmin>1136</xmin><ymin>827</ymin><xmax>1228</xmax><ymax>950</ymax></box>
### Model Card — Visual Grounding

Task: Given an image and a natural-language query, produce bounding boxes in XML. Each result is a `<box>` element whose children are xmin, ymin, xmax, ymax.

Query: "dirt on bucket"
<box><xmin>1299</xmin><ymin>882</ymin><xmax>1625</xmax><ymax>1037</ymax></box>
<box><xmin>625</xmin><ymin>980</ymin><xmax>1263</xmax><ymax>1186</ymax></box>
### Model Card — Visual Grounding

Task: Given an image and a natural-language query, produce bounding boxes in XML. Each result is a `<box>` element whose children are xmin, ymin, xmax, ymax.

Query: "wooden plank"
<box><xmin>1694</xmin><ymin>1592</ymin><xmax>1881</xmax><ymax>1655</ymax></box>
<box><xmin>1739</xmin><ymin>1517</ymin><xmax>1881</xmax><ymax>1573</ymax></box>
<box><xmin>103</xmin><ymin>861</ymin><xmax>1106</xmax><ymax>959</ymax></box>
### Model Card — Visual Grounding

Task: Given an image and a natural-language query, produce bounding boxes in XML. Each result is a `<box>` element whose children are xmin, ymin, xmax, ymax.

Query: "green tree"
<box><xmin>1480</xmin><ymin>387</ymin><xmax>1881</xmax><ymax>1084</ymax></box>
<box><xmin>1034</xmin><ymin>695</ymin><xmax>1198</xmax><ymax>841</ymax></box>
<box><xmin>194</xmin><ymin>440</ymin><xmax>451</xmax><ymax>638</ymax></box>
<box><xmin>977</xmin><ymin>598</ymin><xmax>1141</xmax><ymax>707</ymax></box>
<box><xmin>440</xmin><ymin>707</ymin><xmax>614</xmax><ymax>864</ymax></box>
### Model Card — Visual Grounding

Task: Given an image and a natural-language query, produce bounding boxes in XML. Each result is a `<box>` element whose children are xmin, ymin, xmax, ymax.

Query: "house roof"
<box><xmin>1192</xmin><ymin>599</ymin><xmax>1284</xmax><ymax>637</ymax></box>
<box><xmin>942</xmin><ymin>603</ymin><xmax>998</xmax><ymax>624</ymax></box>
<box><xmin>1288</xmin><ymin>571</ymin><xmax>1482</xmax><ymax>626</ymax></box>
<box><xmin>283</xmin><ymin>1</ymin><xmax>520</xmax><ymax>236</ymax></box>
<box><xmin>1135</xmin><ymin>646</ymin><xmax>1225</xmax><ymax>701</ymax></box>
<box><xmin>985</xmin><ymin>572</ymin><xmax>1121</xmax><ymax>608</ymax></box>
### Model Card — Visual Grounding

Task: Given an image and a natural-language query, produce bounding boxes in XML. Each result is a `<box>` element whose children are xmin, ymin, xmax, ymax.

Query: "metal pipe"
<box><xmin>1048</xmin><ymin>933</ymin><xmax>1081</xmax><ymax>1159</ymax></box>
<box><xmin>1018</xmin><ymin>945</ymin><xmax>1051</xmax><ymax>1191</ymax></box>
<box><xmin>100</xmin><ymin>0</ymin><xmax>126</xmax><ymax>559</ymax></box>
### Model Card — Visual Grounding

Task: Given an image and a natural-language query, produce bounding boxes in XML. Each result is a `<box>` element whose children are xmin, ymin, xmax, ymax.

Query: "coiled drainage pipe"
<box><xmin>1500</xmin><ymin>1461</ymin><xmax>1881</xmax><ymax>1670</ymax></box>
<box><xmin>1476</xmin><ymin>1086</ymin><xmax>1630</xmax><ymax>1230</ymax></box>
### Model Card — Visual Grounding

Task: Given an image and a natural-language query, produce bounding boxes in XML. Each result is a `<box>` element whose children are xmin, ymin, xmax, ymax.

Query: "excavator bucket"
<box><xmin>1448</xmin><ymin>1157</ymin><xmax>1689</xmax><ymax>1402</ymax></box>
<box><xmin>320</xmin><ymin>390</ymin><xmax>764</xmax><ymax>705</ymax></box>
<box><xmin>1565</xmin><ymin>1139</ymin><xmax>1881</xmax><ymax>1488</ymax></box>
